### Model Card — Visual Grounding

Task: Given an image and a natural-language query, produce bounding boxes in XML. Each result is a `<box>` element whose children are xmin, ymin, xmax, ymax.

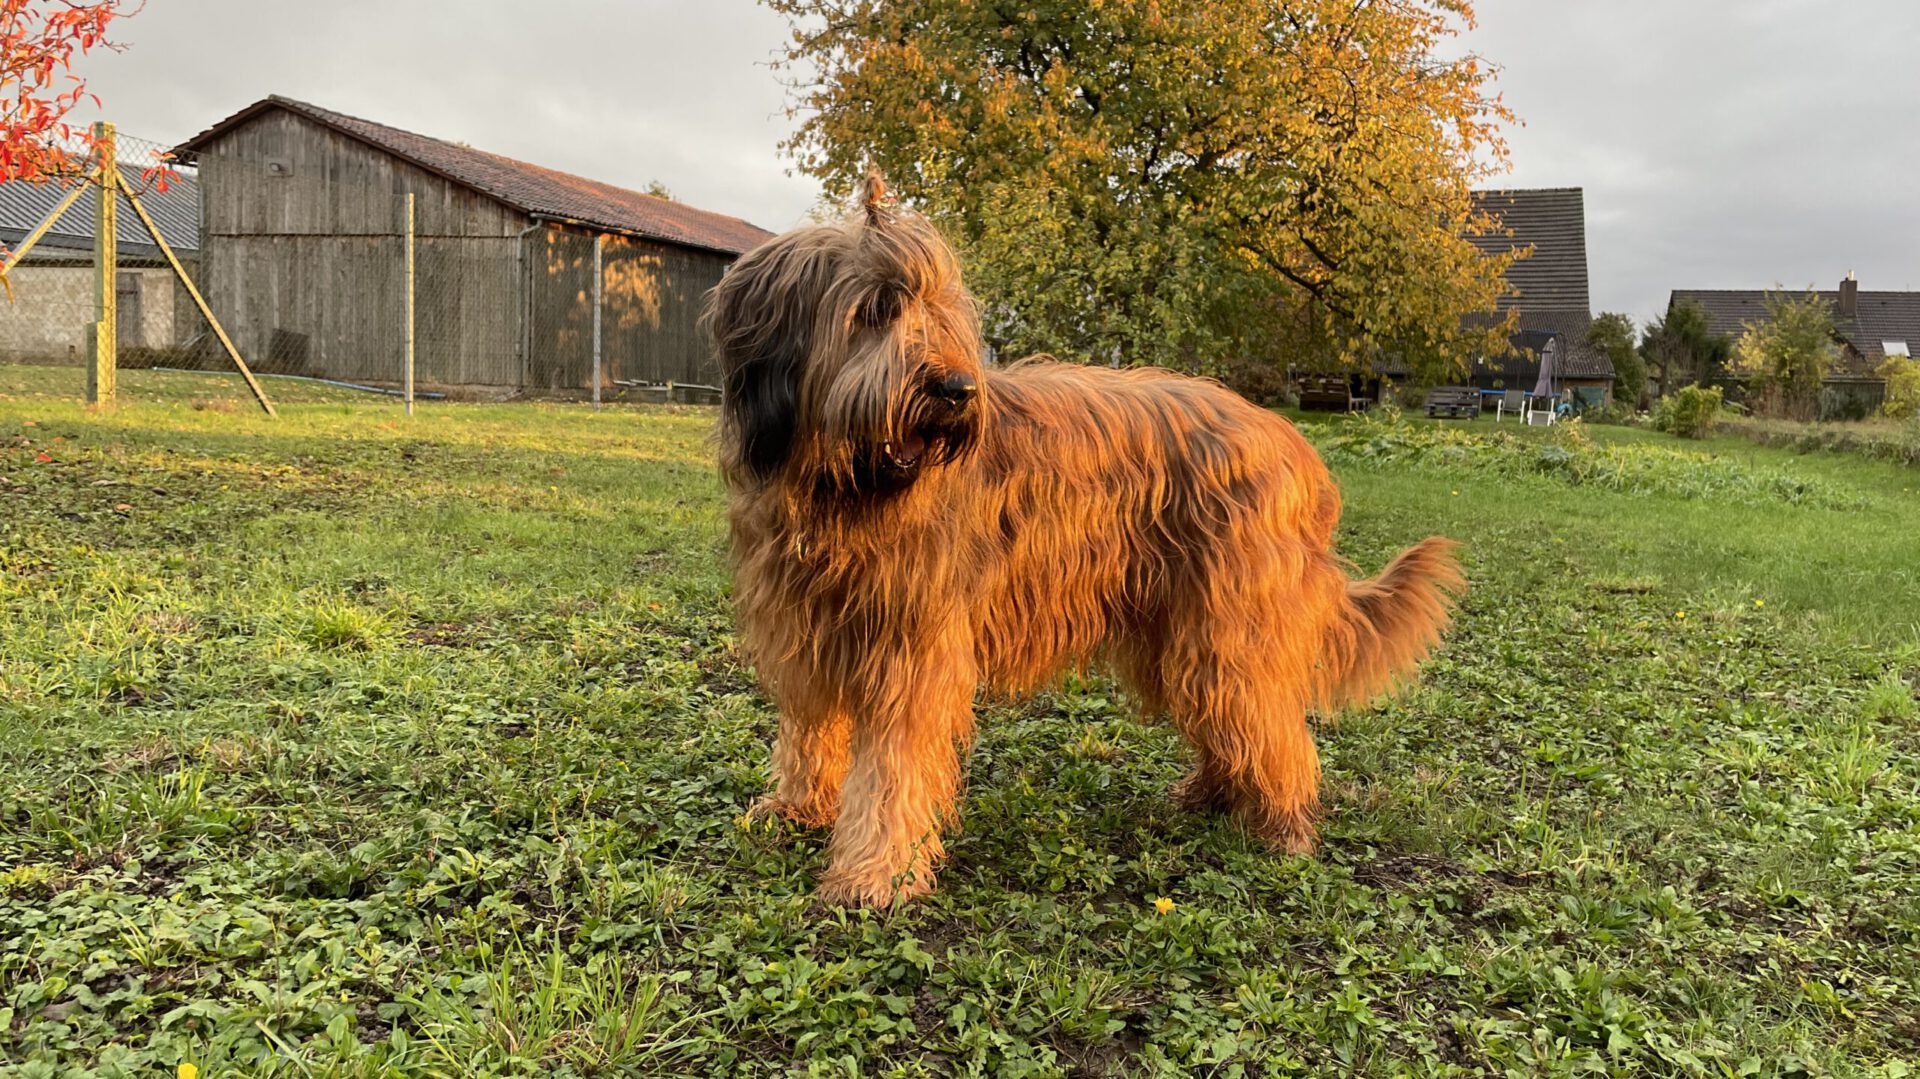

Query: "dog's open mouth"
<box><xmin>882</xmin><ymin>430</ymin><xmax>930</xmax><ymax>471</ymax></box>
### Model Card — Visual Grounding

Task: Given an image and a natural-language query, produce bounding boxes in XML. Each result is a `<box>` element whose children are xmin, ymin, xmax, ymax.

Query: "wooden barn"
<box><xmin>175</xmin><ymin>96</ymin><xmax>773</xmax><ymax>394</ymax></box>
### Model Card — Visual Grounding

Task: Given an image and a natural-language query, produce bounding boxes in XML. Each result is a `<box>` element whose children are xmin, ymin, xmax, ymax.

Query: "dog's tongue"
<box><xmin>898</xmin><ymin>431</ymin><xmax>927</xmax><ymax>461</ymax></box>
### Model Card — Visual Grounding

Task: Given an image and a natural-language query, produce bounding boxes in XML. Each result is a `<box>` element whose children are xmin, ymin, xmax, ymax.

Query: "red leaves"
<box><xmin>1</xmin><ymin>1</ymin><xmax>131</xmax><ymax>185</ymax></box>
<box><xmin>33</xmin><ymin>451</ymin><xmax>52</xmax><ymax>463</ymax></box>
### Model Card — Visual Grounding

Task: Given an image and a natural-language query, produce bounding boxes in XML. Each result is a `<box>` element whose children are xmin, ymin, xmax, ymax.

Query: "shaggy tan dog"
<box><xmin>705</xmin><ymin>175</ymin><xmax>1463</xmax><ymax>907</ymax></box>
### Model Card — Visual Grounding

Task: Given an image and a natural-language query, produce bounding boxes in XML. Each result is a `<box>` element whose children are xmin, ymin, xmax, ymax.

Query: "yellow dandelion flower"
<box><xmin>1675</xmin><ymin>611</ymin><xmax>1687</xmax><ymax>619</ymax></box>
<box><xmin>1153</xmin><ymin>896</ymin><xmax>1175</xmax><ymax>915</ymax></box>
<box><xmin>1753</xmin><ymin>599</ymin><xmax>1764</xmax><ymax>608</ymax></box>
<box><xmin>179</xmin><ymin>1065</ymin><xmax>199</xmax><ymax>1079</ymax></box>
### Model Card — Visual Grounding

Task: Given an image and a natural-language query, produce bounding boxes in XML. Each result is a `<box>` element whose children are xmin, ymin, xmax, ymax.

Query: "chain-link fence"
<box><xmin>1</xmin><ymin>121</ymin><xmax>734</xmax><ymax>406</ymax></box>
<box><xmin>0</xmin><ymin>131</ymin><xmax>253</xmax><ymax>405</ymax></box>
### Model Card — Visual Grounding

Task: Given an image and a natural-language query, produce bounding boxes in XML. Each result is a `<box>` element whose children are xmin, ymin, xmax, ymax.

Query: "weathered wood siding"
<box><xmin>197</xmin><ymin>110</ymin><xmax>521</xmax><ymax>238</ymax></box>
<box><xmin>194</xmin><ymin>106</ymin><xmax>728</xmax><ymax>392</ymax></box>
<box><xmin>195</xmin><ymin>109</ymin><xmax>522</xmax><ymax>386</ymax></box>
<box><xmin>524</xmin><ymin>227</ymin><xmax>726</xmax><ymax>390</ymax></box>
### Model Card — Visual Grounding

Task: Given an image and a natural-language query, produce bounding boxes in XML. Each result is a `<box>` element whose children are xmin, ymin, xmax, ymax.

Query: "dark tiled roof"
<box><xmin>0</xmin><ymin>171</ymin><xmax>200</xmax><ymax>259</ymax></box>
<box><xmin>178</xmin><ymin>96</ymin><xmax>774</xmax><ymax>256</ymax></box>
<box><xmin>1462</xmin><ymin>309</ymin><xmax>1613</xmax><ymax>381</ymax></box>
<box><xmin>1451</xmin><ymin>188</ymin><xmax>1610</xmax><ymax>382</ymax></box>
<box><xmin>1470</xmin><ymin>188</ymin><xmax>1590</xmax><ymax>312</ymax></box>
<box><xmin>1668</xmin><ymin>287</ymin><xmax>1920</xmax><ymax>379</ymax></box>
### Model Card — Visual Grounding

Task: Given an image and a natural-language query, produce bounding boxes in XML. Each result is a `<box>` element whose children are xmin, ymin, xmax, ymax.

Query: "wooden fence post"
<box><xmin>405</xmin><ymin>192</ymin><xmax>416</xmax><ymax>416</ymax></box>
<box><xmin>88</xmin><ymin>121</ymin><xmax>117</xmax><ymax>406</ymax></box>
<box><xmin>115</xmin><ymin>173</ymin><xmax>276</xmax><ymax>416</ymax></box>
<box><xmin>591</xmin><ymin>232</ymin><xmax>604</xmax><ymax>411</ymax></box>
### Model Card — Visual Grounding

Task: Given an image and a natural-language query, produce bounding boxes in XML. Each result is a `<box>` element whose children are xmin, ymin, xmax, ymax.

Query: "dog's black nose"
<box><xmin>929</xmin><ymin>372</ymin><xmax>977</xmax><ymax>407</ymax></box>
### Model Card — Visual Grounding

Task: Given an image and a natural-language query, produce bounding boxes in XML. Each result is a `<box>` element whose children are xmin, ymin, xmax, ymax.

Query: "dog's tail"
<box><xmin>1317</xmin><ymin>537</ymin><xmax>1465</xmax><ymax>712</ymax></box>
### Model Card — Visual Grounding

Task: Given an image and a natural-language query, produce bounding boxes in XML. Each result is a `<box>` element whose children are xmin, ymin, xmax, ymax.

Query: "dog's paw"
<box><xmin>746</xmin><ymin>795</ymin><xmax>837</xmax><ymax>829</ymax></box>
<box><xmin>816</xmin><ymin>865</ymin><xmax>936</xmax><ymax>909</ymax></box>
<box><xmin>1246</xmin><ymin>810</ymin><xmax>1320</xmax><ymax>857</ymax></box>
<box><xmin>1170</xmin><ymin>769</ymin><xmax>1229</xmax><ymax>814</ymax></box>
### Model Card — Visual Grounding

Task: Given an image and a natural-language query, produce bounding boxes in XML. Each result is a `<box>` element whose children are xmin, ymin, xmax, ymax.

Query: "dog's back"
<box><xmin>970</xmin><ymin>357</ymin><xmax>1459</xmax><ymax>707</ymax></box>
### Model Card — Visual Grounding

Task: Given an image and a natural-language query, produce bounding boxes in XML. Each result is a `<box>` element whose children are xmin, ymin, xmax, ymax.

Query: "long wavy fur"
<box><xmin>705</xmin><ymin>178</ymin><xmax>1465</xmax><ymax>907</ymax></box>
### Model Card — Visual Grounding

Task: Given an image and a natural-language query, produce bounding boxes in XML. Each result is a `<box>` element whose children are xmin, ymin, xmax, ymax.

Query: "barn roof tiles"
<box><xmin>179</xmin><ymin>96</ymin><xmax>774</xmax><ymax>256</ymax></box>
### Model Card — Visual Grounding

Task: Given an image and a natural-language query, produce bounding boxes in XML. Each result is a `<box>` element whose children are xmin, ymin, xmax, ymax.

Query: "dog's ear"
<box><xmin>704</xmin><ymin>233</ymin><xmax>836</xmax><ymax>483</ymax></box>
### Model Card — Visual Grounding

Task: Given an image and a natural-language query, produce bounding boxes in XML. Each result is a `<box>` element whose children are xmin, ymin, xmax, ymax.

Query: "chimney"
<box><xmin>1839</xmin><ymin>271</ymin><xmax>1858</xmax><ymax>319</ymax></box>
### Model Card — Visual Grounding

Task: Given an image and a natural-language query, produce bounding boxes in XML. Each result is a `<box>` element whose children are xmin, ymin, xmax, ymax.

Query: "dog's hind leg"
<box><xmin>749</xmin><ymin>700</ymin><xmax>852</xmax><ymax>828</ymax></box>
<box><xmin>1150</xmin><ymin>553</ymin><xmax>1336</xmax><ymax>855</ymax></box>
<box><xmin>817</xmin><ymin>629</ymin><xmax>977</xmax><ymax>907</ymax></box>
<box><xmin>1169</xmin><ymin>674</ymin><xmax>1323</xmax><ymax>855</ymax></box>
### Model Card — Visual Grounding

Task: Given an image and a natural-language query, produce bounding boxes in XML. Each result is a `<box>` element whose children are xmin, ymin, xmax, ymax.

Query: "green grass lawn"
<box><xmin>2</xmin><ymin>366</ymin><xmax>1917</xmax><ymax>1077</ymax></box>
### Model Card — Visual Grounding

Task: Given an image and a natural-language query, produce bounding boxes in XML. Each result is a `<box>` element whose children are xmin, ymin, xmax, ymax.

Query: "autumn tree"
<box><xmin>767</xmin><ymin>0</ymin><xmax>1518</xmax><ymax>378</ymax></box>
<box><xmin>1586</xmin><ymin>312</ymin><xmax>1644</xmax><ymax>409</ymax></box>
<box><xmin>1</xmin><ymin>0</ymin><xmax>129</xmax><ymax>184</ymax></box>
<box><xmin>1640</xmin><ymin>299</ymin><xmax>1730</xmax><ymax>395</ymax></box>
<box><xmin>1730</xmin><ymin>288</ymin><xmax>1838</xmax><ymax>420</ymax></box>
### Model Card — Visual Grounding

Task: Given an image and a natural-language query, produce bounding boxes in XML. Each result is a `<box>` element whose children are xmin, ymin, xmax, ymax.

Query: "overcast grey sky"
<box><xmin>69</xmin><ymin>1</ymin><xmax>1920</xmax><ymax>328</ymax></box>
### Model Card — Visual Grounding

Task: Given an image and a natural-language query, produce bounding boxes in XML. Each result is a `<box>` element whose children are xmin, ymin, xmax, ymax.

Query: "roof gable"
<box><xmin>1469</xmin><ymin>187</ymin><xmax>1590</xmax><ymax>315</ymax></box>
<box><xmin>178</xmin><ymin>96</ymin><xmax>773</xmax><ymax>256</ymax></box>
<box><xmin>1460</xmin><ymin>188</ymin><xmax>1608</xmax><ymax>380</ymax></box>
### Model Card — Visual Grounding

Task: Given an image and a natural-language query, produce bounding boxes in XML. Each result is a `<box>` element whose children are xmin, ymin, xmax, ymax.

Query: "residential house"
<box><xmin>1666</xmin><ymin>275</ymin><xmax>1916</xmax><ymax>418</ymax></box>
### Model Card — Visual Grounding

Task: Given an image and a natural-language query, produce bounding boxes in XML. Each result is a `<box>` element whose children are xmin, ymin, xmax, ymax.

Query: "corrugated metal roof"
<box><xmin>178</xmin><ymin>96</ymin><xmax>774</xmax><ymax>257</ymax></box>
<box><xmin>0</xmin><ymin>171</ymin><xmax>200</xmax><ymax>259</ymax></box>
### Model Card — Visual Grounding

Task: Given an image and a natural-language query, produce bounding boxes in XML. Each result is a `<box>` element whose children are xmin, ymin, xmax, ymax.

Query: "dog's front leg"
<box><xmin>816</xmin><ymin>632</ymin><xmax>976</xmax><ymax>907</ymax></box>
<box><xmin>749</xmin><ymin>700</ymin><xmax>851</xmax><ymax>828</ymax></box>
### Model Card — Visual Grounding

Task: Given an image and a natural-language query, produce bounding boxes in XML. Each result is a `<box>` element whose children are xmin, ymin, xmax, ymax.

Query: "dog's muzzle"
<box><xmin>928</xmin><ymin>371</ymin><xmax>977</xmax><ymax>411</ymax></box>
<box><xmin>873</xmin><ymin>370</ymin><xmax>980</xmax><ymax>480</ymax></box>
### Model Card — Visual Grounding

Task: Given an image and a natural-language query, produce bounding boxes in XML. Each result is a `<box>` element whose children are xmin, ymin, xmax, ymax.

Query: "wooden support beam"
<box><xmin>115</xmin><ymin>172</ymin><xmax>277</xmax><ymax>417</ymax></box>
<box><xmin>0</xmin><ymin>170</ymin><xmax>96</xmax><ymax>274</ymax></box>
<box><xmin>89</xmin><ymin>122</ymin><xmax>117</xmax><ymax>407</ymax></box>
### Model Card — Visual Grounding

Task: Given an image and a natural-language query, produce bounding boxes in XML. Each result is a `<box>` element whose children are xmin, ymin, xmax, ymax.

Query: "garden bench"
<box><xmin>1424</xmin><ymin>385</ymin><xmax>1481</xmax><ymax>419</ymax></box>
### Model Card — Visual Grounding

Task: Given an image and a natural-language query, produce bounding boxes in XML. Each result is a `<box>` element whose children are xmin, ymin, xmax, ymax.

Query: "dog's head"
<box><xmin>705</xmin><ymin>171</ymin><xmax>985</xmax><ymax>496</ymax></box>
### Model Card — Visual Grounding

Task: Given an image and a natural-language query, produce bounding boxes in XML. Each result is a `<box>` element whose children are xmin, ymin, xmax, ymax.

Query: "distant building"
<box><xmin>1667</xmin><ymin>275</ymin><xmax>1915</xmax><ymax>418</ymax></box>
<box><xmin>1297</xmin><ymin>186</ymin><xmax>1613</xmax><ymax>410</ymax></box>
<box><xmin>175</xmin><ymin>95</ymin><xmax>773</xmax><ymax>394</ymax></box>
<box><xmin>0</xmin><ymin>172</ymin><xmax>202</xmax><ymax>366</ymax></box>
<box><xmin>1460</xmin><ymin>187</ymin><xmax>1613</xmax><ymax>404</ymax></box>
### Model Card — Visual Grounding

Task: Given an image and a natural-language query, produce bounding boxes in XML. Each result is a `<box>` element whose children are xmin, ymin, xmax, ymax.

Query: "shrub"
<box><xmin>1216</xmin><ymin>358</ymin><xmax>1296</xmax><ymax>407</ymax></box>
<box><xmin>1584</xmin><ymin>402</ymin><xmax>1639</xmax><ymax>426</ymax></box>
<box><xmin>1312</xmin><ymin>411</ymin><xmax>1857</xmax><ymax>508</ymax></box>
<box><xmin>1652</xmin><ymin>384</ymin><xmax>1723</xmax><ymax>439</ymax></box>
<box><xmin>1730</xmin><ymin>289</ymin><xmax>1837</xmax><ymax>419</ymax></box>
<box><xmin>1878</xmin><ymin>354</ymin><xmax>1920</xmax><ymax>420</ymax></box>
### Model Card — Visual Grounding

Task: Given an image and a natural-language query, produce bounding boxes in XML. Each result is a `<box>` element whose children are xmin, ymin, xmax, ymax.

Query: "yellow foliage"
<box><xmin>1877</xmin><ymin>354</ymin><xmax>1920</xmax><ymax>419</ymax></box>
<box><xmin>767</xmin><ymin>0</ymin><xmax>1517</xmax><ymax>378</ymax></box>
